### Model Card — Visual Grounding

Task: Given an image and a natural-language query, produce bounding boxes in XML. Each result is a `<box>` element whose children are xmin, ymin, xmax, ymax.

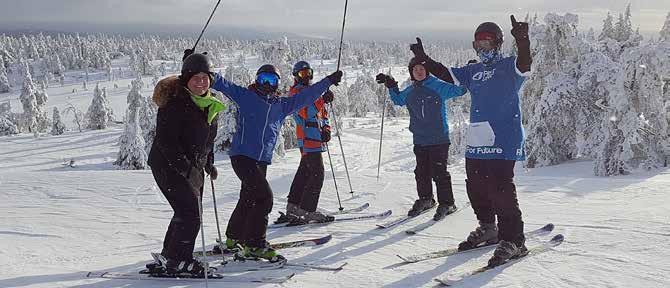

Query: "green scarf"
<box><xmin>188</xmin><ymin>89</ymin><xmax>225</xmax><ymax>125</ymax></box>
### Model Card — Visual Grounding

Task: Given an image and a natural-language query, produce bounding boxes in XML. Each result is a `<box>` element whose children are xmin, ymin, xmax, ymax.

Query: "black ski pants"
<box><xmin>465</xmin><ymin>158</ymin><xmax>525</xmax><ymax>246</ymax></box>
<box><xmin>413</xmin><ymin>143</ymin><xmax>454</xmax><ymax>206</ymax></box>
<box><xmin>287</xmin><ymin>152</ymin><xmax>325</xmax><ymax>212</ymax></box>
<box><xmin>226</xmin><ymin>155</ymin><xmax>272</xmax><ymax>248</ymax></box>
<box><xmin>152</xmin><ymin>166</ymin><xmax>204</xmax><ymax>262</ymax></box>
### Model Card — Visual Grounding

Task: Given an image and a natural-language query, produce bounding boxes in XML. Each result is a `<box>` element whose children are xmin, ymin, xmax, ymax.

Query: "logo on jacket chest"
<box><xmin>472</xmin><ymin>69</ymin><xmax>496</xmax><ymax>82</ymax></box>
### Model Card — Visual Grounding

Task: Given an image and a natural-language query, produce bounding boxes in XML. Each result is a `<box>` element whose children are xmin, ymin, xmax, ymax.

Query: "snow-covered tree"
<box><xmin>0</xmin><ymin>116</ymin><xmax>19</xmax><ymax>136</ymax></box>
<box><xmin>18</xmin><ymin>60</ymin><xmax>49</xmax><ymax>133</ymax></box>
<box><xmin>660</xmin><ymin>12</ymin><xmax>670</xmax><ymax>43</ymax></box>
<box><xmin>114</xmin><ymin>108</ymin><xmax>147</xmax><ymax>170</ymax></box>
<box><xmin>214</xmin><ymin>95</ymin><xmax>237</xmax><ymax>152</ymax></box>
<box><xmin>51</xmin><ymin>107</ymin><xmax>65</xmax><ymax>135</ymax></box>
<box><xmin>599</xmin><ymin>13</ymin><xmax>616</xmax><ymax>41</ymax></box>
<box><xmin>0</xmin><ymin>58</ymin><xmax>10</xmax><ymax>93</ymax></box>
<box><xmin>593</xmin><ymin>42</ymin><xmax>670</xmax><ymax>175</ymax></box>
<box><xmin>115</xmin><ymin>79</ymin><xmax>148</xmax><ymax>169</ymax></box>
<box><xmin>85</xmin><ymin>83</ymin><xmax>113</xmax><ymax>129</ymax></box>
<box><xmin>347</xmin><ymin>74</ymin><xmax>377</xmax><ymax>117</ymax></box>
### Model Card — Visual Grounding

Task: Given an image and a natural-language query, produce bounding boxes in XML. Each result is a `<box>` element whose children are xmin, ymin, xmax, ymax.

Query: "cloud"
<box><xmin>0</xmin><ymin>0</ymin><xmax>667</xmax><ymax>36</ymax></box>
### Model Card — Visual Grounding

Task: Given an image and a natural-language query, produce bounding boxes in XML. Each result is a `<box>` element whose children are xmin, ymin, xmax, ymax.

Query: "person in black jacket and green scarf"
<box><xmin>146</xmin><ymin>53</ymin><xmax>225</xmax><ymax>278</ymax></box>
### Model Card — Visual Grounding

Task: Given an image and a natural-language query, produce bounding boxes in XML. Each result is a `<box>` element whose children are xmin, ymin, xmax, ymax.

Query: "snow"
<box><xmin>1</xmin><ymin>9</ymin><xmax>670</xmax><ymax>286</ymax></box>
<box><xmin>1</xmin><ymin>99</ymin><xmax>670</xmax><ymax>287</ymax></box>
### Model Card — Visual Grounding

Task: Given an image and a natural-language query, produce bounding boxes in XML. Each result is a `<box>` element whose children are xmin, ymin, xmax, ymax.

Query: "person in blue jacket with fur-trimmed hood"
<box><xmin>210</xmin><ymin>64</ymin><xmax>343</xmax><ymax>262</ymax></box>
<box><xmin>376</xmin><ymin>57</ymin><xmax>466</xmax><ymax>221</ymax></box>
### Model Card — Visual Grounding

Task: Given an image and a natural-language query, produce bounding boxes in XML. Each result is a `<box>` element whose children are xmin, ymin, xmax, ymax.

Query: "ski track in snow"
<box><xmin>1</xmin><ymin>74</ymin><xmax>670</xmax><ymax>287</ymax></box>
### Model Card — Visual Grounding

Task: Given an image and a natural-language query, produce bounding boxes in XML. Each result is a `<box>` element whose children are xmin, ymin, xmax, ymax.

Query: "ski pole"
<box><xmin>197</xmin><ymin>196</ymin><xmax>209</xmax><ymax>286</ymax></box>
<box><xmin>210</xmin><ymin>177</ymin><xmax>224</xmax><ymax>255</ymax></box>
<box><xmin>377</xmin><ymin>96</ymin><xmax>387</xmax><ymax>181</ymax></box>
<box><xmin>325</xmin><ymin>142</ymin><xmax>344</xmax><ymax>211</ymax></box>
<box><xmin>192</xmin><ymin>0</ymin><xmax>222</xmax><ymax>52</ymax></box>
<box><xmin>328</xmin><ymin>0</ymin><xmax>354</xmax><ymax>195</ymax></box>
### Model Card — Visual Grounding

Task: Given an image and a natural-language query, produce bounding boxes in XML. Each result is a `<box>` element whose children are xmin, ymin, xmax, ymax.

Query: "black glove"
<box><xmin>327</xmin><ymin>71</ymin><xmax>343</xmax><ymax>86</ymax></box>
<box><xmin>410</xmin><ymin>37</ymin><xmax>428</xmax><ymax>61</ymax></box>
<box><xmin>510</xmin><ymin>15</ymin><xmax>529</xmax><ymax>41</ymax></box>
<box><xmin>205</xmin><ymin>165</ymin><xmax>218</xmax><ymax>180</ymax></box>
<box><xmin>321</xmin><ymin>125</ymin><xmax>332</xmax><ymax>143</ymax></box>
<box><xmin>182</xmin><ymin>48</ymin><xmax>195</xmax><ymax>61</ymax></box>
<box><xmin>322</xmin><ymin>90</ymin><xmax>334</xmax><ymax>104</ymax></box>
<box><xmin>375</xmin><ymin>73</ymin><xmax>397</xmax><ymax>89</ymax></box>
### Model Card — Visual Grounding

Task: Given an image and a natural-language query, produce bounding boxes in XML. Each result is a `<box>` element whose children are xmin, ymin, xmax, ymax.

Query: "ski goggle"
<box><xmin>256</xmin><ymin>72</ymin><xmax>279</xmax><ymax>87</ymax></box>
<box><xmin>296</xmin><ymin>68</ymin><xmax>313</xmax><ymax>79</ymax></box>
<box><xmin>473</xmin><ymin>39</ymin><xmax>497</xmax><ymax>51</ymax></box>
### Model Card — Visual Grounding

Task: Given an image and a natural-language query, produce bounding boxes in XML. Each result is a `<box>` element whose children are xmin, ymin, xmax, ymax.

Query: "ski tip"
<box><xmin>434</xmin><ymin>277</ymin><xmax>455</xmax><ymax>286</ymax></box>
<box><xmin>550</xmin><ymin>234</ymin><xmax>564</xmax><ymax>243</ymax></box>
<box><xmin>383</xmin><ymin>209</ymin><xmax>393</xmax><ymax>216</ymax></box>
<box><xmin>321</xmin><ymin>234</ymin><xmax>333</xmax><ymax>242</ymax></box>
<box><xmin>405</xmin><ymin>230</ymin><xmax>416</xmax><ymax>235</ymax></box>
<box><xmin>543</xmin><ymin>223</ymin><xmax>555</xmax><ymax>231</ymax></box>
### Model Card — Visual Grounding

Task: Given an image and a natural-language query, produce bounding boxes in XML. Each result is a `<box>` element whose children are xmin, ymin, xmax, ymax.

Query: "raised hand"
<box><xmin>510</xmin><ymin>15</ymin><xmax>529</xmax><ymax>41</ymax></box>
<box><xmin>410</xmin><ymin>37</ymin><xmax>427</xmax><ymax>60</ymax></box>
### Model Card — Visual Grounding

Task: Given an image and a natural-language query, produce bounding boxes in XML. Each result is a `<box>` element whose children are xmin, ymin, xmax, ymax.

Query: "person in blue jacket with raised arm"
<box><xmin>210</xmin><ymin>64</ymin><xmax>342</xmax><ymax>262</ymax></box>
<box><xmin>376</xmin><ymin>57</ymin><xmax>466</xmax><ymax>221</ymax></box>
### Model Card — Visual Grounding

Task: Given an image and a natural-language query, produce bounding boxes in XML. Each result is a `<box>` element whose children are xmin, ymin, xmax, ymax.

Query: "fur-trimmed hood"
<box><xmin>152</xmin><ymin>75</ymin><xmax>222</xmax><ymax>108</ymax></box>
<box><xmin>153</xmin><ymin>76</ymin><xmax>183</xmax><ymax>108</ymax></box>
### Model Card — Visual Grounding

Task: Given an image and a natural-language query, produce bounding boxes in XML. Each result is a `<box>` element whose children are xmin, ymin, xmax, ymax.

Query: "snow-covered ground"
<box><xmin>1</xmin><ymin>62</ymin><xmax>670</xmax><ymax>288</ymax></box>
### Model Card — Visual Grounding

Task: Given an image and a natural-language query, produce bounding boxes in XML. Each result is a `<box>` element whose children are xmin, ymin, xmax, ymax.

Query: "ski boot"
<box><xmin>487</xmin><ymin>240</ymin><xmax>528</xmax><ymax>267</ymax></box>
<box><xmin>407</xmin><ymin>198</ymin><xmax>436</xmax><ymax>217</ymax></box>
<box><xmin>237</xmin><ymin>241</ymin><xmax>286</xmax><ymax>263</ymax></box>
<box><xmin>288</xmin><ymin>210</ymin><xmax>334</xmax><ymax>226</ymax></box>
<box><xmin>274</xmin><ymin>202</ymin><xmax>302</xmax><ymax>224</ymax></box>
<box><xmin>140</xmin><ymin>261</ymin><xmax>164</xmax><ymax>274</ymax></box>
<box><xmin>212</xmin><ymin>238</ymin><xmax>241</xmax><ymax>254</ymax></box>
<box><xmin>433</xmin><ymin>204</ymin><xmax>457</xmax><ymax>221</ymax></box>
<box><xmin>164</xmin><ymin>258</ymin><xmax>218</xmax><ymax>278</ymax></box>
<box><xmin>458</xmin><ymin>221</ymin><xmax>499</xmax><ymax>251</ymax></box>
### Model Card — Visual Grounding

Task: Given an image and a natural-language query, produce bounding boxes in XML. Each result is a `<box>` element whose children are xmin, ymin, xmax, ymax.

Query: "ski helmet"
<box><xmin>408</xmin><ymin>57</ymin><xmax>428</xmax><ymax>81</ymax></box>
<box><xmin>292</xmin><ymin>61</ymin><xmax>313</xmax><ymax>77</ymax></box>
<box><xmin>255</xmin><ymin>64</ymin><xmax>280</xmax><ymax>95</ymax></box>
<box><xmin>474</xmin><ymin>22</ymin><xmax>504</xmax><ymax>45</ymax></box>
<box><xmin>256</xmin><ymin>64</ymin><xmax>281</xmax><ymax>78</ymax></box>
<box><xmin>181</xmin><ymin>53</ymin><xmax>214</xmax><ymax>78</ymax></box>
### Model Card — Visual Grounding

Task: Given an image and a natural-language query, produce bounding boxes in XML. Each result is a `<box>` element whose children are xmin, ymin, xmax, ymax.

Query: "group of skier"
<box><xmin>146</xmin><ymin>14</ymin><xmax>532</xmax><ymax>278</ymax></box>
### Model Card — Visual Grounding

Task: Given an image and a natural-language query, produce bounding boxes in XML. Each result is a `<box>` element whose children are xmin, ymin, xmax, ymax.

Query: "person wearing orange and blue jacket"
<box><xmin>278</xmin><ymin>61</ymin><xmax>336</xmax><ymax>225</ymax></box>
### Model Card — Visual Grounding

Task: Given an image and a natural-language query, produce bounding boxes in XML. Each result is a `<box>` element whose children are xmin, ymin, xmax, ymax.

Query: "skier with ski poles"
<box><xmin>145</xmin><ymin>53</ymin><xmax>224</xmax><ymax>278</ymax></box>
<box><xmin>209</xmin><ymin>63</ymin><xmax>343</xmax><ymax>262</ymax></box>
<box><xmin>410</xmin><ymin>15</ymin><xmax>532</xmax><ymax>267</ymax></box>
<box><xmin>275</xmin><ymin>61</ymin><xmax>336</xmax><ymax>225</ymax></box>
<box><xmin>375</xmin><ymin>57</ymin><xmax>466</xmax><ymax>221</ymax></box>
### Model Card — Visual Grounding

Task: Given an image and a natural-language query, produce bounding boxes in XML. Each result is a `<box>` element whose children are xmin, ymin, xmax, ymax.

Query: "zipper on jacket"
<box><xmin>258</xmin><ymin>103</ymin><xmax>272</xmax><ymax>159</ymax></box>
<box><xmin>421</xmin><ymin>99</ymin><xmax>425</xmax><ymax>118</ymax></box>
<box><xmin>240</xmin><ymin>117</ymin><xmax>245</xmax><ymax>145</ymax></box>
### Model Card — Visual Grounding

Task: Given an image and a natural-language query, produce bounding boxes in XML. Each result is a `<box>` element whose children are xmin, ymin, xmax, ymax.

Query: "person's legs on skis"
<box><xmin>410</xmin><ymin>145</ymin><xmax>437</xmax><ymax>216</ymax></box>
<box><xmin>431</xmin><ymin>143</ymin><xmax>457</xmax><ymax>220</ymax></box>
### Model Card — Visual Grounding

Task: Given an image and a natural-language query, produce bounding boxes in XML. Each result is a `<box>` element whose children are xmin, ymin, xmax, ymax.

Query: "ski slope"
<box><xmin>1</xmin><ymin>69</ymin><xmax>670</xmax><ymax>288</ymax></box>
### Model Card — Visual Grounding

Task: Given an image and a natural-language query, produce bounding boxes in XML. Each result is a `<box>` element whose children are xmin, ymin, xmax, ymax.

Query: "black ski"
<box><xmin>397</xmin><ymin>223</ymin><xmax>554</xmax><ymax>263</ymax></box>
<box><xmin>86</xmin><ymin>271</ymin><xmax>295</xmax><ymax>283</ymax></box>
<box><xmin>404</xmin><ymin>202</ymin><xmax>471</xmax><ymax>235</ymax></box>
<box><xmin>269</xmin><ymin>210</ymin><xmax>392</xmax><ymax>229</ymax></box>
<box><xmin>434</xmin><ymin>234</ymin><xmax>565</xmax><ymax>286</ymax></box>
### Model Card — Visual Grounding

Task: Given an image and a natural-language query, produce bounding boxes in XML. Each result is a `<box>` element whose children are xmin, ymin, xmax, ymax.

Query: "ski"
<box><xmin>397</xmin><ymin>223</ymin><xmax>555</xmax><ymax>263</ymax></box>
<box><xmin>86</xmin><ymin>271</ymin><xmax>295</xmax><ymax>284</ymax></box>
<box><xmin>193</xmin><ymin>234</ymin><xmax>332</xmax><ymax>257</ymax></box>
<box><xmin>405</xmin><ymin>202</ymin><xmax>471</xmax><ymax>235</ymax></box>
<box><xmin>274</xmin><ymin>203</ymin><xmax>370</xmax><ymax>225</ymax></box>
<box><xmin>322</xmin><ymin>202</ymin><xmax>370</xmax><ymax>215</ymax></box>
<box><xmin>434</xmin><ymin>234</ymin><xmax>565</xmax><ymax>286</ymax></box>
<box><xmin>286</xmin><ymin>261</ymin><xmax>348</xmax><ymax>271</ymax></box>
<box><xmin>376</xmin><ymin>205</ymin><xmax>436</xmax><ymax>229</ymax></box>
<box><xmin>269</xmin><ymin>210</ymin><xmax>392</xmax><ymax>229</ymax></box>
